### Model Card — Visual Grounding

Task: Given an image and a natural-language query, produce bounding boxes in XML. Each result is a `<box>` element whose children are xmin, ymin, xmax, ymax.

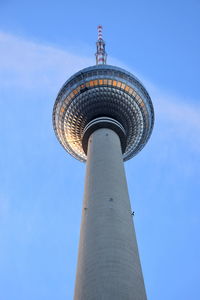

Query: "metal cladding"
<box><xmin>53</xmin><ymin>64</ymin><xmax>154</xmax><ymax>162</ymax></box>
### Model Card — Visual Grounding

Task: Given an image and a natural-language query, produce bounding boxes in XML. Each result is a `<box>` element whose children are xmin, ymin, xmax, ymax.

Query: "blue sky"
<box><xmin>0</xmin><ymin>1</ymin><xmax>200</xmax><ymax>299</ymax></box>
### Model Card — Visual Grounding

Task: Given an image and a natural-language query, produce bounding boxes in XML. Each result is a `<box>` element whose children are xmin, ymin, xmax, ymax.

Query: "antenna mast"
<box><xmin>95</xmin><ymin>25</ymin><xmax>107</xmax><ymax>65</ymax></box>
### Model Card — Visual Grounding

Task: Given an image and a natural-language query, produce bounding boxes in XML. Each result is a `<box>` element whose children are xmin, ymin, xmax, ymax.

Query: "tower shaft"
<box><xmin>74</xmin><ymin>128</ymin><xmax>147</xmax><ymax>300</ymax></box>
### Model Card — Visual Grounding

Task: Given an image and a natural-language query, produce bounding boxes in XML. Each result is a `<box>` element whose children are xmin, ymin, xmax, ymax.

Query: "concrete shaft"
<box><xmin>74</xmin><ymin>128</ymin><xmax>147</xmax><ymax>300</ymax></box>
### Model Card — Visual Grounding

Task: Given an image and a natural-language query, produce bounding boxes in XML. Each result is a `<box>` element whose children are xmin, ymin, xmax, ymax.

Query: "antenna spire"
<box><xmin>95</xmin><ymin>25</ymin><xmax>107</xmax><ymax>65</ymax></box>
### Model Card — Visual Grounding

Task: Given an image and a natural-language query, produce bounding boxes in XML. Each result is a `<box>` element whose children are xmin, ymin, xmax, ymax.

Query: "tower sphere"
<box><xmin>53</xmin><ymin>65</ymin><xmax>154</xmax><ymax>162</ymax></box>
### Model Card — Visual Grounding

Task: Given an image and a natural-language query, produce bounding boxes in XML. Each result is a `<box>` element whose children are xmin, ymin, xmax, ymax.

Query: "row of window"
<box><xmin>67</xmin><ymin>68</ymin><xmax>129</xmax><ymax>88</ymax></box>
<box><xmin>57</xmin><ymin>78</ymin><xmax>146</xmax><ymax>118</ymax></box>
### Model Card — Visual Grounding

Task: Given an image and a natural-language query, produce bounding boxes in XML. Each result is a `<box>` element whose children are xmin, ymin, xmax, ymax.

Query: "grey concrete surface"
<box><xmin>74</xmin><ymin>128</ymin><xmax>147</xmax><ymax>300</ymax></box>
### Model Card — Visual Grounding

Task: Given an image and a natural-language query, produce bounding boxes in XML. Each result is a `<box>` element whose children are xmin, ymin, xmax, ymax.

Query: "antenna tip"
<box><xmin>97</xmin><ymin>25</ymin><xmax>103</xmax><ymax>40</ymax></box>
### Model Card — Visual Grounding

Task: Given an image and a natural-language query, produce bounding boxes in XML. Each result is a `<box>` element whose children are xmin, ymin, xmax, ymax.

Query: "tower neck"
<box><xmin>95</xmin><ymin>25</ymin><xmax>107</xmax><ymax>65</ymax></box>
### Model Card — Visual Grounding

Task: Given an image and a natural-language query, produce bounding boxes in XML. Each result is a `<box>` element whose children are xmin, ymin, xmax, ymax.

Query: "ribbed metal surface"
<box><xmin>53</xmin><ymin>65</ymin><xmax>154</xmax><ymax>162</ymax></box>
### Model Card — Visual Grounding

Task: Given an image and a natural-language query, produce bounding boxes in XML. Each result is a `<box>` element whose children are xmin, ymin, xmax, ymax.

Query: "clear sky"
<box><xmin>0</xmin><ymin>1</ymin><xmax>200</xmax><ymax>299</ymax></box>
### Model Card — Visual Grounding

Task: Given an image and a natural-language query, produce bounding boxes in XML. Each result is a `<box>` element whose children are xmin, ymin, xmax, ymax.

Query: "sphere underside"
<box><xmin>53</xmin><ymin>65</ymin><xmax>154</xmax><ymax>162</ymax></box>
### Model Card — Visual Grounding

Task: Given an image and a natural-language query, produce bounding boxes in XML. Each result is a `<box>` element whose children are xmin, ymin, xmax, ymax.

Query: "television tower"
<box><xmin>53</xmin><ymin>26</ymin><xmax>154</xmax><ymax>300</ymax></box>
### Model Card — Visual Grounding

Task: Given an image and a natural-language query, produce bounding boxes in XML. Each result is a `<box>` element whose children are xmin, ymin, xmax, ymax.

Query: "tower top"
<box><xmin>96</xmin><ymin>25</ymin><xmax>107</xmax><ymax>65</ymax></box>
<box><xmin>52</xmin><ymin>27</ymin><xmax>154</xmax><ymax>162</ymax></box>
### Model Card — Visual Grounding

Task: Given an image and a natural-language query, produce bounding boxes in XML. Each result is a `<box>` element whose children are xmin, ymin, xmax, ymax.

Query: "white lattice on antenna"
<box><xmin>95</xmin><ymin>25</ymin><xmax>107</xmax><ymax>65</ymax></box>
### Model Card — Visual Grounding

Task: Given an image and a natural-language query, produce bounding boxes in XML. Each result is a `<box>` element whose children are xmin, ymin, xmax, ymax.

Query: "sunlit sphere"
<box><xmin>53</xmin><ymin>65</ymin><xmax>154</xmax><ymax>162</ymax></box>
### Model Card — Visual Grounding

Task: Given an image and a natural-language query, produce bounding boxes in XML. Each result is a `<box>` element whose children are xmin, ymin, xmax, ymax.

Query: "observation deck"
<box><xmin>53</xmin><ymin>64</ymin><xmax>154</xmax><ymax>162</ymax></box>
